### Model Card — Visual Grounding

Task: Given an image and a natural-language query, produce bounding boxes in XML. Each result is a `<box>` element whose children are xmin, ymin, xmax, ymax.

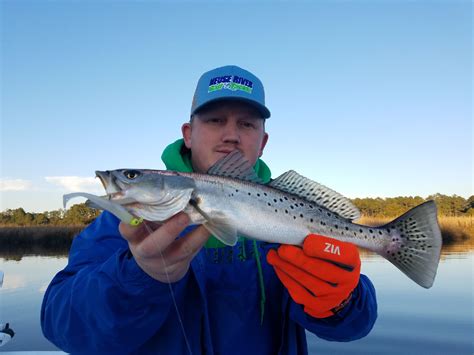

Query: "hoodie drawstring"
<box><xmin>252</xmin><ymin>240</ymin><xmax>266</xmax><ymax>325</ymax></box>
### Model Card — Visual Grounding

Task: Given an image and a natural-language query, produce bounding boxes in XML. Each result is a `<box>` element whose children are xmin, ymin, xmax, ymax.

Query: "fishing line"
<box><xmin>142</xmin><ymin>221</ymin><xmax>193</xmax><ymax>355</ymax></box>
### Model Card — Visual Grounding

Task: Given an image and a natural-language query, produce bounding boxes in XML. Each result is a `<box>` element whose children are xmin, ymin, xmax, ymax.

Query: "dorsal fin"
<box><xmin>268</xmin><ymin>170</ymin><xmax>361</xmax><ymax>221</ymax></box>
<box><xmin>207</xmin><ymin>150</ymin><xmax>263</xmax><ymax>183</ymax></box>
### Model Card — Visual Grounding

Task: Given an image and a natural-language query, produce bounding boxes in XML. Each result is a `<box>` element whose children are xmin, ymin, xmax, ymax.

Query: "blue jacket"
<box><xmin>41</xmin><ymin>211</ymin><xmax>377</xmax><ymax>354</ymax></box>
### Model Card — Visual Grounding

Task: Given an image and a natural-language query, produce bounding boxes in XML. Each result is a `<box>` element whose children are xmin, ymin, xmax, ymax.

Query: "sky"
<box><xmin>0</xmin><ymin>0</ymin><xmax>472</xmax><ymax>213</ymax></box>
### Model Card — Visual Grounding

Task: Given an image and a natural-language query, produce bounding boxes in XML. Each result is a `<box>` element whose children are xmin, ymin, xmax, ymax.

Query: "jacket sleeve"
<box><xmin>41</xmin><ymin>212</ymin><xmax>190</xmax><ymax>353</ymax></box>
<box><xmin>289</xmin><ymin>274</ymin><xmax>378</xmax><ymax>342</ymax></box>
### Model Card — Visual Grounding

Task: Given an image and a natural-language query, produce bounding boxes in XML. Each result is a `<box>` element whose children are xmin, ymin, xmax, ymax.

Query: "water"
<box><xmin>1</xmin><ymin>247</ymin><xmax>473</xmax><ymax>354</ymax></box>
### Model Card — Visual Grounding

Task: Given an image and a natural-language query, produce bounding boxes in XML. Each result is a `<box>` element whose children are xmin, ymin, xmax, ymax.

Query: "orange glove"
<box><xmin>267</xmin><ymin>234</ymin><xmax>361</xmax><ymax>318</ymax></box>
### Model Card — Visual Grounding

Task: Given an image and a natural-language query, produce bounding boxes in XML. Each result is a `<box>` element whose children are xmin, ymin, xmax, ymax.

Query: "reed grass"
<box><xmin>358</xmin><ymin>215</ymin><xmax>473</xmax><ymax>246</ymax></box>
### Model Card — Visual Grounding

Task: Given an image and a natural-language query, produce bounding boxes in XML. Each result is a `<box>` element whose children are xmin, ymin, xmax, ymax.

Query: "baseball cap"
<box><xmin>190</xmin><ymin>65</ymin><xmax>271</xmax><ymax>119</ymax></box>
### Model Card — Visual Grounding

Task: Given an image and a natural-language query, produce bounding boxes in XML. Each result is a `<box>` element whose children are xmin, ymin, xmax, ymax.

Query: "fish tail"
<box><xmin>379</xmin><ymin>201</ymin><xmax>442</xmax><ymax>288</ymax></box>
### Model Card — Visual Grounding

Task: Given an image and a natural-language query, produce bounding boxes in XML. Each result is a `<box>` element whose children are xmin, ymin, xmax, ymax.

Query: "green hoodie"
<box><xmin>161</xmin><ymin>138</ymin><xmax>272</xmax><ymax>322</ymax></box>
<box><xmin>161</xmin><ymin>138</ymin><xmax>272</xmax><ymax>248</ymax></box>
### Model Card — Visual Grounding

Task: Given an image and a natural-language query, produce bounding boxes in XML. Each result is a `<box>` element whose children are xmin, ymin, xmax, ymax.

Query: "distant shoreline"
<box><xmin>0</xmin><ymin>216</ymin><xmax>472</xmax><ymax>253</ymax></box>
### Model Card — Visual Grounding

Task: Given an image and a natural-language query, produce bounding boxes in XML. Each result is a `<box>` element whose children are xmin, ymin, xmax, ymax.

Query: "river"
<box><xmin>1</xmin><ymin>244</ymin><xmax>472</xmax><ymax>354</ymax></box>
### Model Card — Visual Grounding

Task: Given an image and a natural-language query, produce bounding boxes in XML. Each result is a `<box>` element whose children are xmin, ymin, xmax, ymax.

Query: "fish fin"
<box><xmin>207</xmin><ymin>150</ymin><xmax>263</xmax><ymax>184</ymax></box>
<box><xmin>268</xmin><ymin>170</ymin><xmax>360</xmax><ymax>221</ymax></box>
<box><xmin>379</xmin><ymin>200</ymin><xmax>442</xmax><ymax>288</ymax></box>
<box><xmin>203</xmin><ymin>216</ymin><xmax>239</xmax><ymax>246</ymax></box>
<box><xmin>63</xmin><ymin>192</ymin><xmax>137</xmax><ymax>224</ymax></box>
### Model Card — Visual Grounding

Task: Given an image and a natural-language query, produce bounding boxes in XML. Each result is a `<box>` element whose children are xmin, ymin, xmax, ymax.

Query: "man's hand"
<box><xmin>119</xmin><ymin>213</ymin><xmax>210</xmax><ymax>283</ymax></box>
<box><xmin>267</xmin><ymin>234</ymin><xmax>361</xmax><ymax>318</ymax></box>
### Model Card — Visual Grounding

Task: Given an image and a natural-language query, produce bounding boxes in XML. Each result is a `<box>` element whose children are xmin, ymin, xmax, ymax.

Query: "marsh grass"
<box><xmin>358</xmin><ymin>215</ymin><xmax>473</xmax><ymax>246</ymax></box>
<box><xmin>0</xmin><ymin>215</ymin><xmax>472</xmax><ymax>256</ymax></box>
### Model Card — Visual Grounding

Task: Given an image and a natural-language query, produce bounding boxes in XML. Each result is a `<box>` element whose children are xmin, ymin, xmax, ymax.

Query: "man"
<box><xmin>41</xmin><ymin>65</ymin><xmax>377</xmax><ymax>354</ymax></box>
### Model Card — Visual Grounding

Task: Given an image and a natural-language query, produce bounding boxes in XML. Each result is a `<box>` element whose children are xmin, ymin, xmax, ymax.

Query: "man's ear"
<box><xmin>259</xmin><ymin>132</ymin><xmax>269</xmax><ymax>157</ymax></box>
<box><xmin>181</xmin><ymin>123</ymin><xmax>192</xmax><ymax>148</ymax></box>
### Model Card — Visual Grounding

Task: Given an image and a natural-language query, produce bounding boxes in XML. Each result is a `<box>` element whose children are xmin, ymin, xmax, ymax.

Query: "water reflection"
<box><xmin>0</xmin><ymin>245</ymin><xmax>472</xmax><ymax>353</ymax></box>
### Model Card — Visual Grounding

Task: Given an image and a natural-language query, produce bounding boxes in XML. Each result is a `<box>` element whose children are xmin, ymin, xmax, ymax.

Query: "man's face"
<box><xmin>181</xmin><ymin>101</ymin><xmax>269</xmax><ymax>173</ymax></box>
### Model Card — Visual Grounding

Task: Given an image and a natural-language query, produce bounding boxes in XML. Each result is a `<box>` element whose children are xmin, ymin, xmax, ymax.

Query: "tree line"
<box><xmin>353</xmin><ymin>194</ymin><xmax>474</xmax><ymax>218</ymax></box>
<box><xmin>0</xmin><ymin>204</ymin><xmax>101</xmax><ymax>226</ymax></box>
<box><xmin>0</xmin><ymin>194</ymin><xmax>473</xmax><ymax>226</ymax></box>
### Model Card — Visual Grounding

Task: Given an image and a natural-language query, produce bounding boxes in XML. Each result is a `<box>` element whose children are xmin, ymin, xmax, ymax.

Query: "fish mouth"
<box><xmin>95</xmin><ymin>171</ymin><xmax>122</xmax><ymax>194</ymax></box>
<box><xmin>95</xmin><ymin>171</ymin><xmax>137</xmax><ymax>206</ymax></box>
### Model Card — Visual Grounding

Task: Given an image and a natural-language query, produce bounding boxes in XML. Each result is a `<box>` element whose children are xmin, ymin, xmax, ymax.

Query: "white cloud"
<box><xmin>0</xmin><ymin>179</ymin><xmax>33</xmax><ymax>191</ymax></box>
<box><xmin>45</xmin><ymin>176</ymin><xmax>103</xmax><ymax>193</ymax></box>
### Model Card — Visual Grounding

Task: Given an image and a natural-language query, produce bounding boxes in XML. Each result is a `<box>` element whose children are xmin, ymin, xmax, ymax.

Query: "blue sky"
<box><xmin>1</xmin><ymin>0</ymin><xmax>472</xmax><ymax>213</ymax></box>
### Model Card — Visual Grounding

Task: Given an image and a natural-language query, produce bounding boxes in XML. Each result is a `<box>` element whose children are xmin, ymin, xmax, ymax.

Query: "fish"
<box><xmin>64</xmin><ymin>151</ymin><xmax>442</xmax><ymax>288</ymax></box>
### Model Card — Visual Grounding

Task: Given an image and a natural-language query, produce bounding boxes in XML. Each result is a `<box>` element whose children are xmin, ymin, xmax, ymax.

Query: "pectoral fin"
<box><xmin>203</xmin><ymin>216</ymin><xmax>238</xmax><ymax>246</ymax></box>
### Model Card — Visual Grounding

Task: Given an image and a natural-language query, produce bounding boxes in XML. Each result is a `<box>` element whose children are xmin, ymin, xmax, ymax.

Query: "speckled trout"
<box><xmin>64</xmin><ymin>151</ymin><xmax>442</xmax><ymax>288</ymax></box>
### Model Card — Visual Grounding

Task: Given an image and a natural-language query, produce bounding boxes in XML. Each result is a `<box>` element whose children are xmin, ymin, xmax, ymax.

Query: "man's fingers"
<box><xmin>133</xmin><ymin>213</ymin><xmax>190</xmax><ymax>258</ymax></box>
<box><xmin>163</xmin><ymin>225</ymin><xmax>211</xmax><ymax>263</ymax></box>
<box><xmin>274</xmin><ymin>265</ymin><xmax>350</xmax><ymax>313</ymax></box>
<box><xmin>269</xmin><ymin>248</ymin><xmax>341</xmax><ymax>295</ymax></box>
<box><xmin>277</xmin><ymin>245</ymin><xmax>360</xmax><ymax>286</ymax></box>
<box><xmin>119</xmin><ymin>221</ymin><xmax>150</xmax><ymax>244</ymax></box>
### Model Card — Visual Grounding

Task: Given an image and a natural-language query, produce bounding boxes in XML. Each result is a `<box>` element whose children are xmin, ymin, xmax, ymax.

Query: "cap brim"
<box><xmin>192</xmin><ymin>97</ymin><xmax>271</xmax><ymax>119</ymax></box>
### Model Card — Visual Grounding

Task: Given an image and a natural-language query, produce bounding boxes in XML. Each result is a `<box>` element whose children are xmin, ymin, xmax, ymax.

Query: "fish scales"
<box><xmin>189</xmin><ymin>172</ymin><xmax>389</xmax><ymax>252</ymax></box>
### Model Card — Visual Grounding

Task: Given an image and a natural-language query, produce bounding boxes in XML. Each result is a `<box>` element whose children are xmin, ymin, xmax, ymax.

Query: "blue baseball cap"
<box><xmin>190</xmin><ymin>65</ymin><xmax>271</xmax><ymax>119</ymax></box>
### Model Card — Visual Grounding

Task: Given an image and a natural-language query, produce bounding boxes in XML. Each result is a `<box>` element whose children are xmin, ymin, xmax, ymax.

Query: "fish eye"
<box><xmin>123</xmin><ymin>170</ymin><xmax>141</xmax><ymax>180</ymax></box>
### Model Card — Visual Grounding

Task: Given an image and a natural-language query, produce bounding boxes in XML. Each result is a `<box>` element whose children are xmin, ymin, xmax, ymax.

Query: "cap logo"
<box><xmin>208</xmin><ymin>75</ymin><xmax>253</xmax><ymax>94</ymax></box>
